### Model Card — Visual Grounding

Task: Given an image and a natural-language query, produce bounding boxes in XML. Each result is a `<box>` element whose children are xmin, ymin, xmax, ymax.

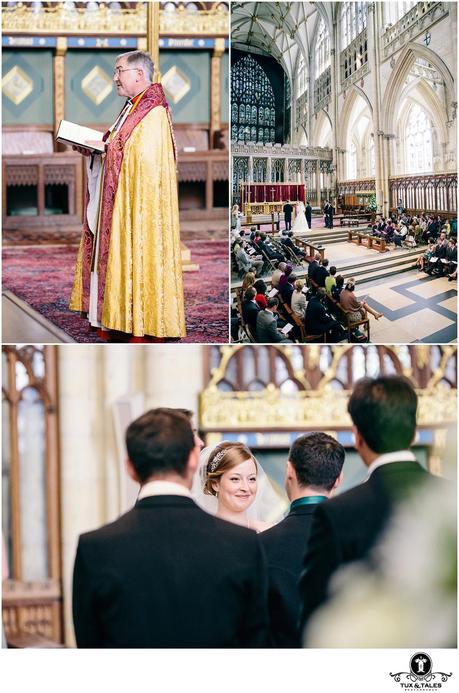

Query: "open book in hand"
<box><xmin>56</xmin><ymin>120</ymin><xmax>105</xmax><ymax>153</ymax></box>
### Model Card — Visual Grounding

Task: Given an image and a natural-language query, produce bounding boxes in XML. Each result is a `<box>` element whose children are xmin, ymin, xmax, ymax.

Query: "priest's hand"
<box><xmin>72</xmin><ymin>144</ymin><xmax>93</xmax><ymax>157</ymax></box>
<box><xmin>72</xmin><ymin>140</ymin><xmax>105</xmax><ymax>156</ymax></box>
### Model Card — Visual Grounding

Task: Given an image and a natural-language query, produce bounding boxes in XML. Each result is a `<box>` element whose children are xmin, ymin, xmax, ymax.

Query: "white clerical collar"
<box><xmin>366</xmin><ymin>450</ymin><xmax>417</xmax><ymax>479</ymax></box>
<box><xmin>137</xmin><ymin>480</ymin><xmax>192</xmax><ymax>501</ymax></box>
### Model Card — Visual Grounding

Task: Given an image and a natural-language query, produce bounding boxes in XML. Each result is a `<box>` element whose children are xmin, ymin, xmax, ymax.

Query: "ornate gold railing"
<box><xmin>2</xmin><ymin>2</ymin><xmax>229</xmax><ymax>36</ymax></box>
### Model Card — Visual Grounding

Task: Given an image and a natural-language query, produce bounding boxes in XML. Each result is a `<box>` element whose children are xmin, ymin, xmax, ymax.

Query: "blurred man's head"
<box><xmin>348</xmin><ymin>376</ymin><xmax>417</xmax><ymax>464</ymax></box>
<box><xmin>126</xmin><ymin>408</ymin><xmax>199</xmax><ymax>486</ymax></box>
<box><xmin>286</xmin><ymin>432</ymin><xmax>345</xmax><ymax>501</ymax></box>
<box><xmin>244</xmin><ymin>286</ymin><xmax>257</xmax><ymax>302</ymax></box>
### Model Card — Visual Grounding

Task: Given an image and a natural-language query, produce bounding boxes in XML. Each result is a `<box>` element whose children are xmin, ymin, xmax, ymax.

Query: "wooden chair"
<box><xmin>235</xmin><ymin>287</ymin><xmax>256</xmax><ymax>343</ymax></box>
<box><xmin>326</xmin><ymin>295</ymin><xmax>370</xmax><ymax>342</ymax></box>
<box><xmin>283</xmin><ymin>303</ymin><xmax>326</xmax><ymax>343</ymax></box>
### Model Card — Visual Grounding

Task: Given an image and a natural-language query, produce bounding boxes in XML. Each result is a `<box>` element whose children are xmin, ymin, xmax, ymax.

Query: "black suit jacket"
<box><xmin>314</xmin><ymin>266</ymin><xmax>329</xmax><ymax>288</ymax></box>
<box><xmin>305</xmin><ymin>204</ymin><xmax>312</xmax><ymax>227</ymax></box>
<box><xmin>280</xmin><ymin>281</ymin><xmax>294</xmax><ymax>307</ymax></box>
<box><xmin>258</xmin><ymin>240</ymin><xmax>276</xmax><ymax>259</ymax></box>
<box><xmin>435</xmin><ymin>242</ymin><xmax>448</xmax><ymax>259</ymax></box>
<box><xmin>283</xmin><ymin>203</ymin><xmax>293</xmax><ymax>221</ymax></box>
<box><xmin>242</xmin><ymin>299</ymin><xmax>260</xmax><ymax>335</ymax></box>
<box><xmin>261</xmin><ymin>502</ymin><xmax>320</xmax><ymax>647</ymax></box>
<box><xmin>305</xmin><ymin>296</ymin><xmax>334</xmax><ymax>334</ymax></box>
<box><xmin>299</xmin><ymin>461</ymin><xmax>436</xmax><ymax>631</ymax></box>
<box><xmin>73</xmin><ymin>495</ymin><xmax>269</xmax><ymax>648</ymax></box>
<box><xmin>308</xmin><ymin>260</ymin><xmax>319</xmax><ymax>279</ymax></box>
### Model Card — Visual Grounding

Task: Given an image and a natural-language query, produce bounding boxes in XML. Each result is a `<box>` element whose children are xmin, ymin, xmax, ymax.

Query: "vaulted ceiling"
<box><xmin>231</xmin><ymin>2</ymin><xmax>334</xmax><ymax>80</ymax></box>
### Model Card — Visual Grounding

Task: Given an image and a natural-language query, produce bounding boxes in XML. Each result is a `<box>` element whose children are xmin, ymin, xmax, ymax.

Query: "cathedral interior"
<box><xmin>2</xmin><ymin>1</ymin><xmax>229</xmax><ymax>343</ymax></box>
<box><xmin>1</xmin><ymin>343</ymin><xmax>457</xmax><ymax>647</ymax></box>
<box><xmin>231</xmin><ymin>2</ymin><xmax>457</xmax><ymax>344</ymax></box>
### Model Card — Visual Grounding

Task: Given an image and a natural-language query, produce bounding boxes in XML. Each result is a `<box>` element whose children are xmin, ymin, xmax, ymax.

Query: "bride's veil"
<box><xmin>192</xmin><ymin>442</ymin><xmax>287</xmax><ymax>525</ymax></box>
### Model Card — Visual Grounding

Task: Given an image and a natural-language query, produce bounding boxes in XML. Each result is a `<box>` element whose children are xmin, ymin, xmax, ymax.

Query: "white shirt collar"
<box><xmin>137</xmin><ymin>480</ymin><xmax>192</xmax><ymax>501</ymax></box>
<box><xmin>366</xmin><ymin>450</ymin><xmax>417</xmax><ymax>479</ymax></box>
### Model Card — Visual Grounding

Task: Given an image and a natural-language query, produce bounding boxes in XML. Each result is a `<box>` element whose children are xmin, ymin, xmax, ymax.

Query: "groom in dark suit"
<box><xmin>305</xmin><ymin>201</ymin><xmax>312</xmax><ymax>229</ymax></box>
<box><xmin>299</xmin><ymin>375</ymin><xmax>442</xmax><ymax>636</ymax></box>
<box><xmin>73</xmin><ymin>408</ymin><xmax>269</xmax><ymax>648</ymax></box>
<box><xmin>261</xmin><ymin>432</ymin><xmax>345</xmax><ymax>647</ymax></box>
<box><xmin>283</xmin><ymin>200</ymin><xmax>293</xmax><ymax>231</ymax></box>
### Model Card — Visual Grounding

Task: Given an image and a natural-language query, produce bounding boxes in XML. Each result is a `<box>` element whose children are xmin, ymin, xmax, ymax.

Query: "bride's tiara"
<box><xmin>208</xmin><ymin>448</ymin><xmax>226</xmax><ymax>473</ymax></box>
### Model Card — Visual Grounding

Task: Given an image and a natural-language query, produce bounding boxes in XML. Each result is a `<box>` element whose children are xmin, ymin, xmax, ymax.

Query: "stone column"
<box><xmin>248</xmin><ymin>155</ymin><xmax>254</xmax><ymax>183</ymax></box>
<box><xmin>367</xmin><ymin>3</ymin><xmax>386</xmax><ymax>214</ymax></box>
<box><xmin>144</xmin><ymin>345</ymin><xmax>204</xmax><ymax>415</ymax></box>
<box><xmin>330</xmin><ymin>31</ymin><xmax>339</xmax><ymax>206</ymax></box>
<box><xmin>58</xmin><ymin>345</ymin><xmax>142</xmax><ymax>644</ymax></box>
<box><xmin>101</xmin><ymin>345</ymin><xmax>138</xmax><ymax>521</ymax></box>
<box><xmin>59</xmin><ymin>346</ymin><xmax>105</xmax><ymax>645</ymax></box>
<box><xmin>316</xmin><ymin>161</ymin><xmax>321</xmax><ymax>207</ymax></box>
<box><xmin>210</xmin><ymin>38</ymin><xmax>225</xmax><ymax>149</ymax></box>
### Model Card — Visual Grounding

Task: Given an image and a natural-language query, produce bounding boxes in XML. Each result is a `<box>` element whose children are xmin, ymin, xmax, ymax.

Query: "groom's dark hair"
<box><xmin>348</xmin><ymin>375</ymin><xmax>417</xmax><ymax>454</ymax></box>
<box><xmin>126</xmin><ymin>408</ymin><xmax>194</xmax><ymax>482</ymax></box>
<box><xmin>289</xmin><ymin>432</ymin><xmax>345</xmax><ymax>491</ymax></box>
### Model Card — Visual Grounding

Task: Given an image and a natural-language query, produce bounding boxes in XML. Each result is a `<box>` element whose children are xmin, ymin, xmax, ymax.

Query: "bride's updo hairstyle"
<box><xmin>203</xmin><ymin>442</ymin><xmax>256</xmax><ymax>496</ymax></box>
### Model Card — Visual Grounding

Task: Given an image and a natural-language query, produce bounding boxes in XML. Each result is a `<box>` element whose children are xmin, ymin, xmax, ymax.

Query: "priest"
<box><xmin>69</xmin><ymin>50</ymin><xmax>186</xmax><ymax>342</ymax></box>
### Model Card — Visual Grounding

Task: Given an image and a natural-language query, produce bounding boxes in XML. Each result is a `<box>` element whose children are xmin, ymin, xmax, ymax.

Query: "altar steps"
<box><xmin>231</xmin><ymin>246</ymin><xmax>420</xmax><ymax>291</ymax></box>
<box><xmin>294</xmin><ymin>226</ymin><xmax>369</xmax><ymax>245</ymax></box>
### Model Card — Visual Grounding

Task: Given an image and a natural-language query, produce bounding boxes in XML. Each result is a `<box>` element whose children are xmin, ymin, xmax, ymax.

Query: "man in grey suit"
<box><xmin>236</xmin><ymin>240</ymin><xmax>263</xmax><ymax>276</ymax></box>
<box><xmin>256</xmin><ymin>297</ymin><xmax>292</xmax><ymax>343</ymax></box>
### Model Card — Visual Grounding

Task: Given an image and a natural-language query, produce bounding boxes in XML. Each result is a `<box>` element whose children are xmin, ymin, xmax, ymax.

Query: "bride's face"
<box><xmin>215</xmin><ymin>458</ymin><xmax>257</xmax><ymax>513</ymax></box>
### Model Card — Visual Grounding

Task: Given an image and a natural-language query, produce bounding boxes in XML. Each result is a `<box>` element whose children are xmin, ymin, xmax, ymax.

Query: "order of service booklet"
<box><xmin>56</xmin><ymin>120</ymin><xmax>105</xmax><ymax>153</ymax></box>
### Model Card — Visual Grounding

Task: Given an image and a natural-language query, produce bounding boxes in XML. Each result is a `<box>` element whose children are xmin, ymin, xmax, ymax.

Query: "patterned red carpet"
<box><xmin>2</xmin><ymin>240</ymin><xmax>228</xmax><ymax>343</ymax></box>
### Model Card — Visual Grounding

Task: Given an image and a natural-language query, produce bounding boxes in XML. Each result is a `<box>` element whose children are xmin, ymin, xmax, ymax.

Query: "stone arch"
<box><xmin>338</xmin><ymin>85</ymin><xmax>373</xmax><ymax>150</ymax></box>
<box><xmin>313</xmin><ymin>108</ymin><xmax>333</xmax><ymax>147</ymax></box>
<box><xmin>396</xmin><ymin>80</ymin><xmax>446</xmax><ymax>174</ymax></box>
<box><xmin>298</xmin><ymin>125</ymin><xmax>308</xmax><ymax>146</ymax></box>
<box><xmin>382</xmin><ymin>42</ymin><xmax>455</xmax><ymax>135</ymax></box>
<box><xmin>397</xmin><ymin>75</ymin><xmax>448</xmax><ymax>145</ymax></box>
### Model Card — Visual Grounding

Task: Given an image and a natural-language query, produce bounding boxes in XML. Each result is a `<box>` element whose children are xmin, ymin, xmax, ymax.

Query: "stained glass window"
<box><xmin>231</xmin><ymin>54</ymin><xmax>277</xmax><ymax>144</ymax></box>
<box><xmin>406</xmin><ymin>103</ymin><xmax>433</xmax><ymax>173</ymax></box>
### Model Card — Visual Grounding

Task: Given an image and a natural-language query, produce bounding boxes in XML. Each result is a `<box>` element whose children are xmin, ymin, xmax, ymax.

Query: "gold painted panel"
<box><xmin>2</xmin><ymin>65</ymin><xmax>34</xmax><ymax>106</ymax></box>
<box><xmin>161</xmin><ymin>65</ymin><xmax>191</xmax><ymax>105</ymax></box>
<box><xmin>81</xmin><ymin>65</ymin><xmax>113</xmax><ymax>106</ymax></box>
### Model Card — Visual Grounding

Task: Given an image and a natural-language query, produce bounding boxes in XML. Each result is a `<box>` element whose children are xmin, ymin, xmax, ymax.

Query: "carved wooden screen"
<box><xmin>2</xmin><ymin>345</ymin><xmax>63</xmax><ymax>645</ymax></box>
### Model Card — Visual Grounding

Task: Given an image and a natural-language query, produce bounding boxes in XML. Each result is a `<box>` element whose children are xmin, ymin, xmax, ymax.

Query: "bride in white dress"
<box><xmin>192</xmin><ymin>441</ymin><xmax>287</xmax><ymax>532</ymax></box>
<box><xmin>292</xmin><ymin>201</ymin><xmax>310</xmax><ymax>233</ymax></box>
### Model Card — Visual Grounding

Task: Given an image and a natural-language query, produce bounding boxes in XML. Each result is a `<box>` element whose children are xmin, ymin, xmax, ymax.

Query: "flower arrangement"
<box><xmin>304</xmin><ymin>481</ymin><xmax>457</xmax><ymax>648</ymax></box>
